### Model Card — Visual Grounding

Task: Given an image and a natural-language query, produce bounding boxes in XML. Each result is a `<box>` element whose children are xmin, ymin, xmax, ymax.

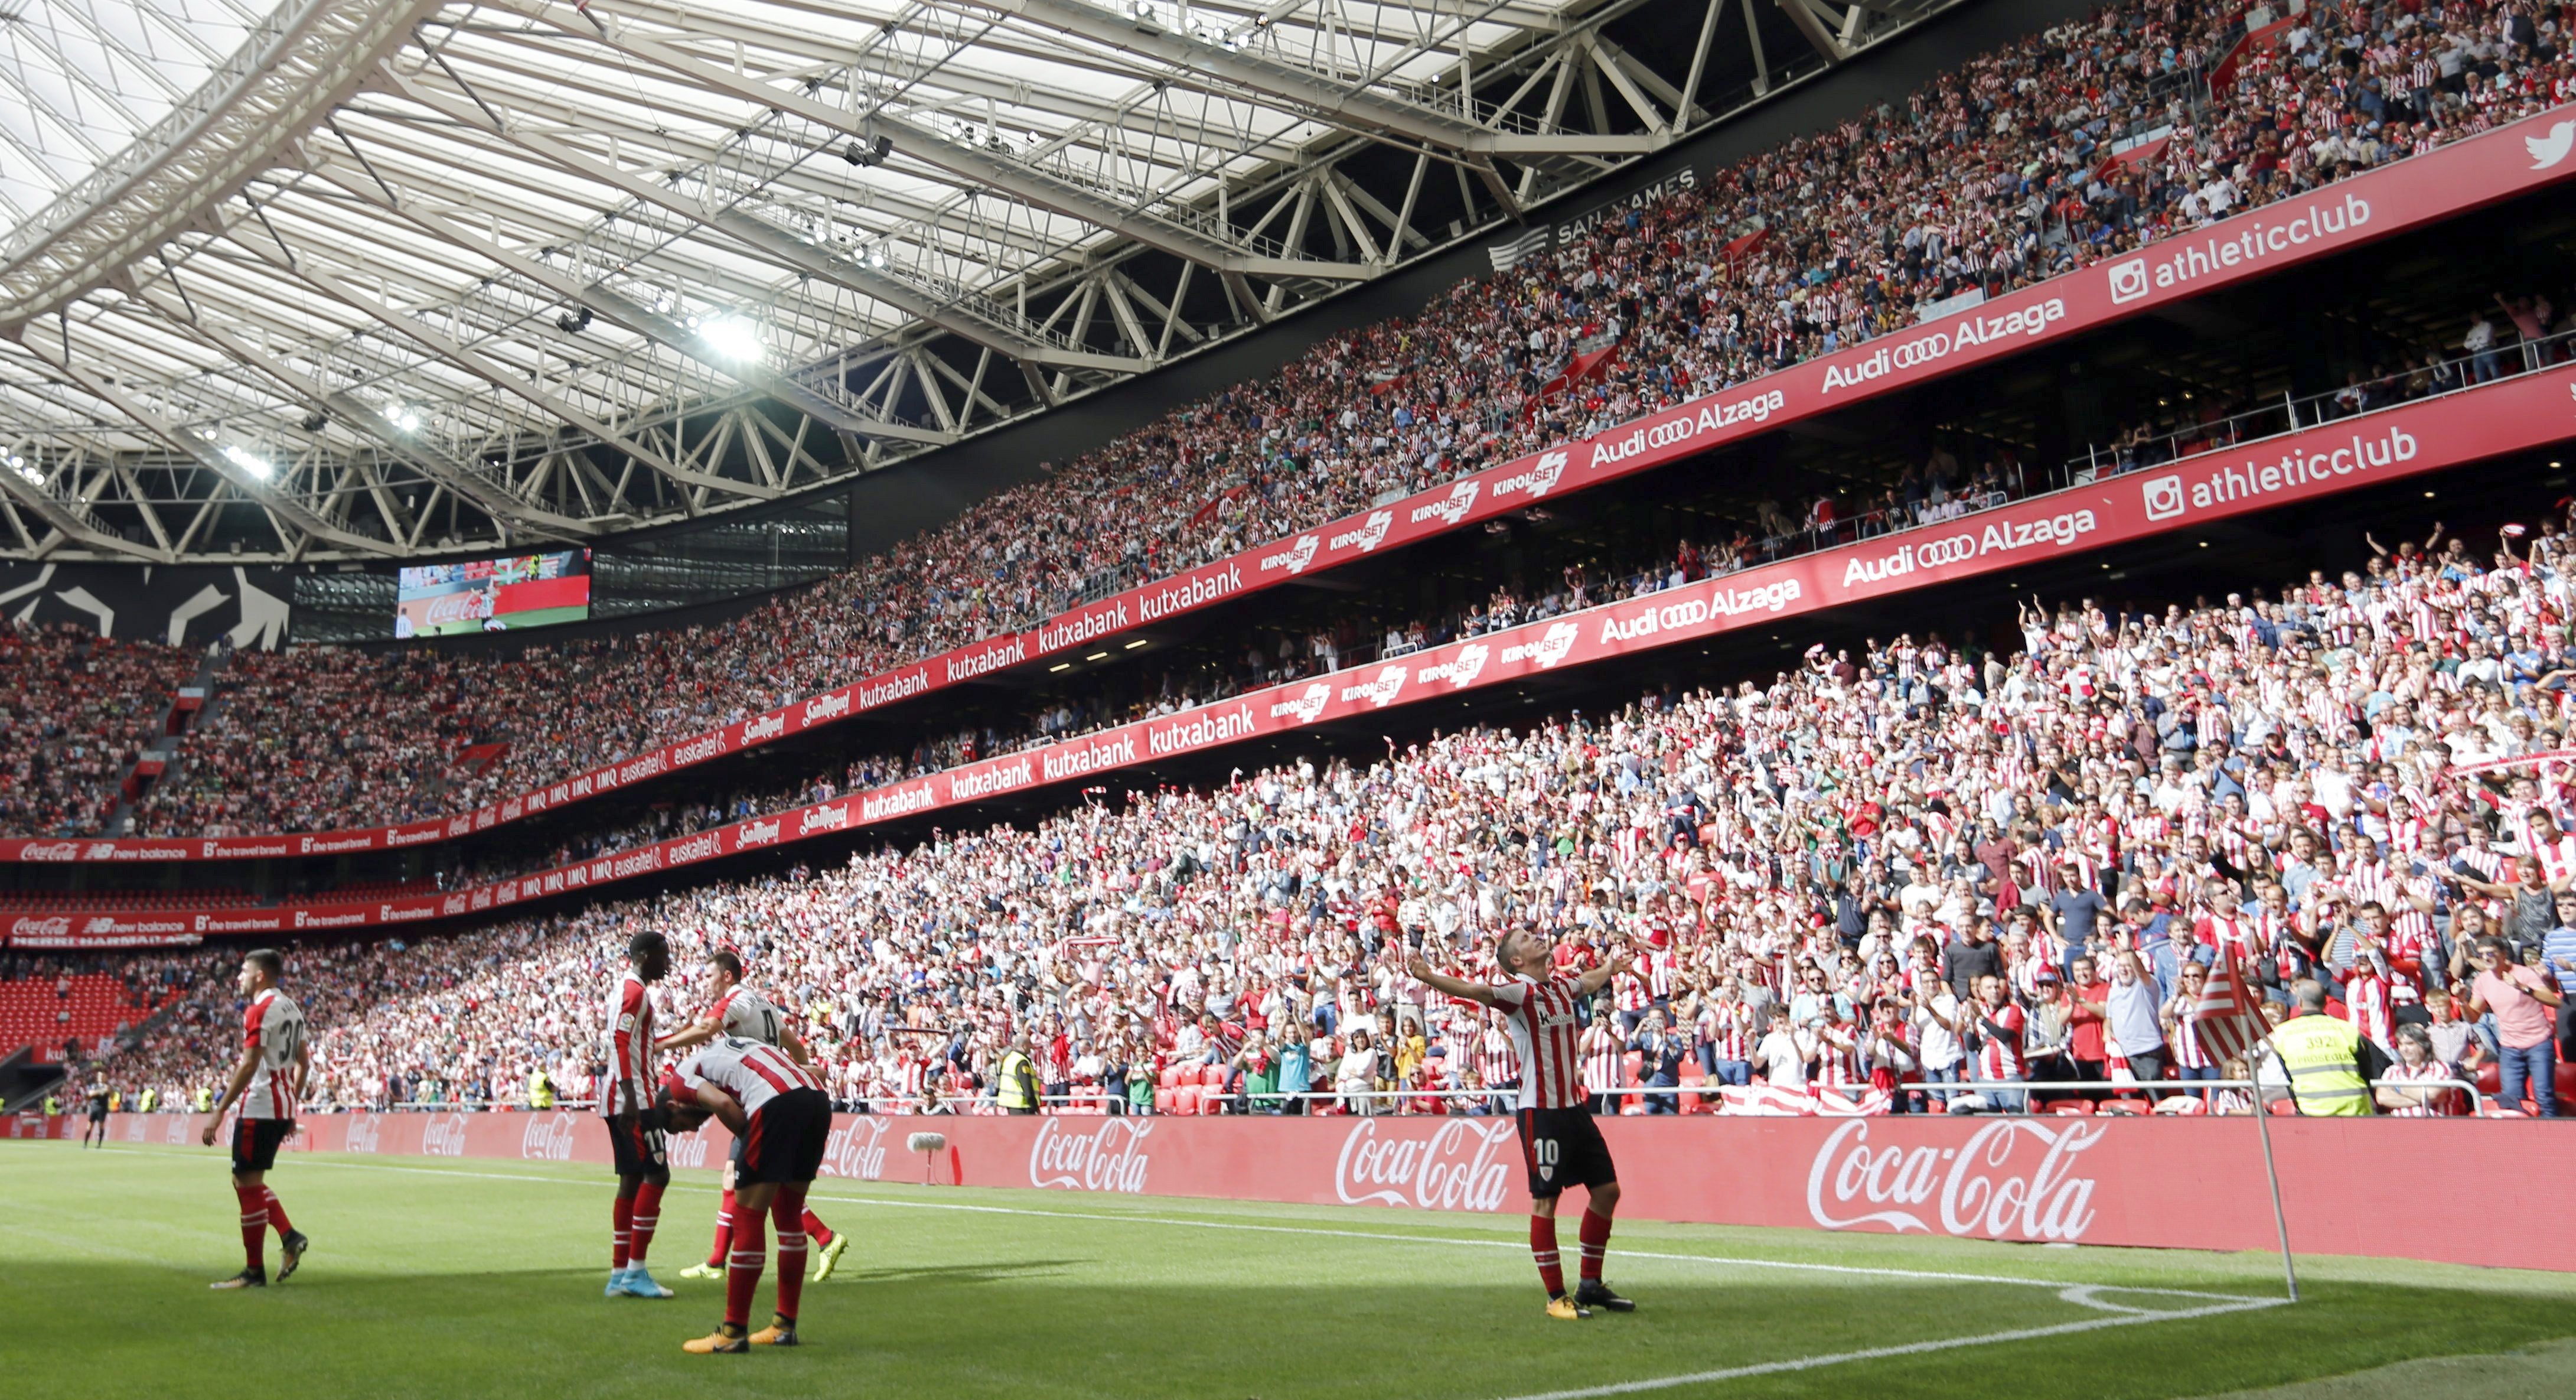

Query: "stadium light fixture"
<box><xmin>5</xmin><ymin>452</ymin><xmax>35</xmax><ymax>486</ymax></box>
<box><xmin>1085</xmin><ymin>650</ymin><xmax>1110</xmax><ymax>661</ymax></box>
<box><xmin>698</xmin><ymin>315</ymin><xmax>765</xmax><ymax>363</ymax></box>
<box><xmin>1124</xmin><ymin>638</ymin><xmax>1148</xmax><ymax>649</ymax></box>
<box><xmin>389</xmin><ymin>404</ymin><xmax>423</xmax><ymax>433</ymax></box>
<box><xmin>221</xmin><ymin>444</ymin><xmax>275</xmax><ymax>480</ymax></box>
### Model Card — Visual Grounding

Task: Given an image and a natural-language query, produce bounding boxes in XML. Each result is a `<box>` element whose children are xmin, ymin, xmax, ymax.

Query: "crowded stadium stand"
<box><xmin>12</xmin><ymin>0</ymin><xmax>2573</xmax><ymax>860</ymax></box>
<box><xmin>5</xmin><ymin>0</ymin><xmax>2575</xmax><ymax>1145</ymax></box>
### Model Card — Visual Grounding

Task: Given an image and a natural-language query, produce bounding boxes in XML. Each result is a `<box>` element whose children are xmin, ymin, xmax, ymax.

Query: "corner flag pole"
<box><xmin>2250</xmin><ymin>1054</ymin><xmax>2299</xmax><ymax>1303</ymax></box>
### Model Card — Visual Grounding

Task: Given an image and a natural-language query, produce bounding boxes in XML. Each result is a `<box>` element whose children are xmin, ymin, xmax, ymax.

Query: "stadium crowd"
<box><xmin>0</xmin><ymin>623</ymin><xmax>197</xmax><ymax>838</ymax></box>
<box><xmin>43</xmin><ymin>0</ymin><xmax>2576</xmax><ymax>842</ymax></box>
<box><xmin>50</xmin><ymin>496</ymin><xmax>2576</xmax><ymax>1121</ymax></box>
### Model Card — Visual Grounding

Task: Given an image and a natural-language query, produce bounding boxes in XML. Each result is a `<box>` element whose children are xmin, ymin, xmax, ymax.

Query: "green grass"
<box><xmin>2</xmin><ymin>1140</ymin><xmax>2568</xmax><ymax>1400</ymax></box>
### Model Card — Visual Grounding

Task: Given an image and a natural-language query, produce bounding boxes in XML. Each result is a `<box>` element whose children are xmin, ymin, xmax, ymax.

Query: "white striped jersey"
<box><xmin>712</xmin><ymin>984</ymin><xmax>788</xmax><ymax>1046</ymax></box>
<box><xmin>601</xmin><ymin>970</ymin><xmax>657</xmax><ymax>1117</ymax></box>
<box><xmin>239</xmin><ymin>988</ymin><xmax>305</xmax><ymax>1121</ymax></box>
<box><xmin>676</xmin><ymin>1036</ymin><xmax>823</xmax><ymax>1117</ymax></box>
<box><xmin>1490</xmin><ymin>972</ymin><xmax>1586</xmax><ymax>1111</ymax></box>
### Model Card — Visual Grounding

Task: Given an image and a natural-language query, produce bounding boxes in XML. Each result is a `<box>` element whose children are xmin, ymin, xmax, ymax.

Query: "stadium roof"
<box><xmin>0</xmin><ymin>0</ymin><xmax>1955</xmax><ymax>563</ymax></box>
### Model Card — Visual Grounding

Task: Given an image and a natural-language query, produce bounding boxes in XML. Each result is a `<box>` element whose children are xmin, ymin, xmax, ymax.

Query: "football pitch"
<box><xmin>4</xmin><ymin>1141</ymin><xmax>2570</xmax><ymax>1400</ymax></box>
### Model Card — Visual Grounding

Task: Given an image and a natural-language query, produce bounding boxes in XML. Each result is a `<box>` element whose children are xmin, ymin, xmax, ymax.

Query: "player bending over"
<box><xmin>1410</xmin><ymin>926</ymin><xmax>1636</xmax><ymax>1320</ymax></box>
<box><xmin>660</xmin><ymin>950</ymin><xmax>848</xmax><ymax>1284</ymax></box>
<box><xmin>602</xmin><ymin>930</ymin><xmax>677</xmax><ymax>1299</ymax></box>
<box><xmin>202</xmin><ymin>949</ymin><xmax>311</xmax><ymax>1289</ymax></box>
<box><xmin>657</xmin><ymin>1036</ymin><xmax>833</xmax><ymax>1353</ymax></box>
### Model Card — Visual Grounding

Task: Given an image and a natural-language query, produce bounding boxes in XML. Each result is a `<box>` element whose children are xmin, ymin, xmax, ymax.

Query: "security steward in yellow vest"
<box><xmin>41</xmin><ymin>1093</ymin><xmax>60</xmax><ymax>1117</ymax></box>
<box><xmin>138</xmin><ymin>1087</ymin><xmax>158</xmax><ymax>1113</ymax></box>
<box><xmin>2264</xmin><ymin>979</ymin><xmax>2392</xmax><ymax>1116</ymax></box>
<box><xmin>527</xmin><ymin>1069</ymin><xmax>556</xmax><ymax>1109</ymax></box>
<box><xmin>996</xmin><ymin>1034</ymin><xmax>1042</xmax><ymax>1115</ymax></box>
<box><xmin>193</xmin><ymin>1086</ymin><xmax>213</xmax><ymax>1112</ymax></box>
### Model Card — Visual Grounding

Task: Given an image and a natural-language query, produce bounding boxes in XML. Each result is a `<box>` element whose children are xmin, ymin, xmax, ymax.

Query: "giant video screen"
<box><xmin>394</xmin><ymin>549</ymin><xmax>592</xmax><ymax>638</ymax></box>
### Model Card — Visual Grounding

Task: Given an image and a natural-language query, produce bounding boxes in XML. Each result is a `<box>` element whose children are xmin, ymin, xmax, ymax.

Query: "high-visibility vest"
<box><xmin>41</xmin><ymin>1096</ymin><xmax>58</xmax><ymax>1116</ymax></box>
<box><xmin>528</xmin><ymin>1072</ymin><xmax>556</xmax><ymax>1109</ymax></box>
<box><xmin>2268</xmin><ymin>1014</ymin><xmax>2373</xmax><ymax>1116</ymax></box>
<box><xmin>193</xmin><ymin>1087</ymin><xmax>213</xmax><ymax>1111</ymax></box>
<box><xmin>996</xmin><ymin>1051</ymin><xmax>1039</xmax><ymax>1110</ymax></box>
<box><xmin>138</xmin><ymin>1089</ymin><xmax>157</xmax><ymax>1112</ymax></box>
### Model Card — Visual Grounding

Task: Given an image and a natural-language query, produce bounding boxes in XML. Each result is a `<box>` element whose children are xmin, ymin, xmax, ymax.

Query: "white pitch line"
<box><xmin>1489</xmin><ymin>1297</ymin><xmax>2293</xmax><ymax>1400</ymax></box>
<box><xmin>73</xmin><ymin>1145</ymin><xmax>2258</xmax><ymax>1305</ymax></box>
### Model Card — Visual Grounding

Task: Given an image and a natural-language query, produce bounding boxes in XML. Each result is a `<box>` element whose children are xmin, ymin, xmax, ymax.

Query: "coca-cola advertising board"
<box><xmin>11</xmin><ymin>103</ymin><xmax>2576</xmax><ymax>871</ymax></box>
<box><xmin>36</xmin><ymin>1111</ymin><xmax>2570</xmax><ymax>1273</ymax></box>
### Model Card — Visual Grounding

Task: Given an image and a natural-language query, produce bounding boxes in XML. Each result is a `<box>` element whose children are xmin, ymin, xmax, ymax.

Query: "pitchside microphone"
<box><xmin>908</xmin><ymin>1131</ymin><xmax>948</xmax><ymax>1185</ymax></box>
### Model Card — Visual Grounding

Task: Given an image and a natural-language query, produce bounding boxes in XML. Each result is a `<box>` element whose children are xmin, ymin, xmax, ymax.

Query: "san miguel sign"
<box><xmin>12</xmin><ymin>104</ymin><xmax>2576</xmax><ymax>872</ymax></box>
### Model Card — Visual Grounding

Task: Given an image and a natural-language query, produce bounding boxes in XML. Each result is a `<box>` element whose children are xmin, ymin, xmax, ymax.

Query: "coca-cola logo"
<box><xmin>420</xmin><ymin>1112</ymin><xmax>471</xmax><ymax>1157</ymax></box>
<box><xmin>346</xmin><ymin>1114</ymin><xmax>381</xmax><ymax>1155</ymax></box>
<box><xmin>163</xmin><ymin>1115</ymin><xmax>188</xmax><ymax>1144</ymax></box>
<box><xmin>1804</xmin><ymin>1119</ymin><xmax>2105</xmax><ymax>1242</ymax></box>
<box><xmin>1334</xmin><ymin>1118</ymin><xmax>1515</xmax><ymax>1213</ymax></box>
<box><xmin>17</xmin><ymin>841</ymin><xmax>80</xmax><ymax>861</ymax></box>
<box><xmin>668</xmin><ymin>1129</ymin><xmax>709</xmax><ymax>1171</ymax></box>
<box><xmin>823</xmin><ymin>1116</ymin><xmax>892</xmax><ymax>1181</ymax></box>
<box><xmin>124</xmin><ymin>1115</ymin><xmax>146</xmax><ymax>1142</ymax></box>
<box><xmin>11</xmin><ymin>916</ymin><xmax>70</xmax><ymax>937</ymax></box>
<box><xmin>521</xmin><ymin>1110</ymin><xmax>581</xmax><ymax>1161</ymax></box>
<box><xmin>1027</xmin><ymin>1116</ymin><xmax>1153</xmax><ymax>1193</ymax></box>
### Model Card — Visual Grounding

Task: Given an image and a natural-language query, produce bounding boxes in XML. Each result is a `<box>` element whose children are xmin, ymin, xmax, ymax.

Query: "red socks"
<box><xmin>262</xmin><ymin>1188</ymin><xmax>294</xmax><ymax>1238</ymax></box>
<box><xmin>234</xmin><ymin>1183</ymin><xmax>268</xmax><ymax>1272</ymax></box>
<box><xmin>1530</xmin><ymin>1215</ymin><xmax>1564</xmax><ymax>1297</ymax></box>
<box><xmin>1578</xmin><ymin>1208</ymin><xmax>1612</xmax><ymax>1284</ymax></box>
<box><xmin>800</xmin><ymin>1210</ymin><xmax>834</xmax><ymax>1248</ymax></box>
<box><xmin>612</xmin><ymin>1193</ymin><xmax>634</xmax><ymax>1270</ymax></box>
<box><xmin>628</xmin><ymin>1181</ymin><xmax>664</xmax><ymax>1264</ymax></box>
<box><xmin>725</xmin><ymin>1207</ymin><xmax>767</xmax><ymax>1328</ymax></box>
<box><xmin>772</xmin><ymin>1187</ymin><xmax>810</xmax><ymax>1324</ymax></box>
<box><xmin>707</xmin><ymin>1189</ymin><xmax>735</xmax><ymax>1269</ymax></box>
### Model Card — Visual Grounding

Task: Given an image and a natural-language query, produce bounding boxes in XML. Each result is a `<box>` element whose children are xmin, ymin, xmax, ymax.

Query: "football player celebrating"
<box><xmin>202</xmin><ymin>949</ymin><xmax>311</xmax><ymax>1289</ymax></box>
<box><xmin>660</xmin><ymin>950</ymin><xmax>849</xmax><ymax>1284</ymax></box>
<box><xmin>1408</xmin><ymin>926</ymin><xmax>1637</xmax><ymax>1320</ymax></box>
<box><xmin>602</xmin><ymin>930</ymin><xmax>676</xmax><ymax>1299</ymax></box>
<box><xmin>657</xmin><ymin>1036</ymin><xmax>833</xmax><ymax>1353</ymax></box>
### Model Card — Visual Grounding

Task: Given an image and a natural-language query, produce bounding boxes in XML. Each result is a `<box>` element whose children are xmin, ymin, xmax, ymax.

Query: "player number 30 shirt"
<box><xmin>240</xmin><ymin>987</ymin><xmax>306</xmax><ymax>1121</ymax></box>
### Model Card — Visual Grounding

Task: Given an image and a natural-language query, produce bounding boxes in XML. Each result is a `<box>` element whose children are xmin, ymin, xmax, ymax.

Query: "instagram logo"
<box><xmin>2140</xmin><ymin>474</ymin><xmax>2186</xmax><ymax>522</ymax></box>
<box><xmin>2107</xmin><ymin>258</ymin><xmax>2150</xmax><ymax>304</ymax></box>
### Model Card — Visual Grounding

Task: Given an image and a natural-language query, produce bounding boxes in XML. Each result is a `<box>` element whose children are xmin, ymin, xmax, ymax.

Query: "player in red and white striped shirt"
<box><xmin>660</xmin><ymin>1036</ymin><xmax>833</xmax><ymax>1352</ymax></box>
<box><xmin>1409</xmin><ymin>926</ymin><xmax>1636</xmax><ymax>1320</ymax></box>
<box><xmin>203</xmin><ymin>949</ymin><xmax>309</xmax><ymax>1290</ymax></box>
<box><xmin>660</xmin><ymin>951</ymin><xmax>848</xmax><ymax>1285</ymax></box>
<box><xmin>601</xmin><ymin>931</ymin><xmax>676</xmax><ymax>1299</ymax></box>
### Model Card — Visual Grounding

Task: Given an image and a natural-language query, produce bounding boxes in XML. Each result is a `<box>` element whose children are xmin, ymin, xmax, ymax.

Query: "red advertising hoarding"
<box><xmin>10</xmin><ymin>104</ymin><xmax>2574</xmax><ymax>871</ymax></box>
<box><xmin>9</xmin><ymin>362</ymin><xmax>2573</xmax><ymax>947</ymax></box>
<box><xmin>17</xmin><ymin>1110</ymin><xmax>2565</xmax><ymax>1274</ymax></box>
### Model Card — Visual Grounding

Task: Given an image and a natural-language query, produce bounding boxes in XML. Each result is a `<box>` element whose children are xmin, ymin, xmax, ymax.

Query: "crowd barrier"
<box><xmin>14</xmin><ymin>1109</ymin><xmax>2567</xmax><ymax>1272</ymax></box>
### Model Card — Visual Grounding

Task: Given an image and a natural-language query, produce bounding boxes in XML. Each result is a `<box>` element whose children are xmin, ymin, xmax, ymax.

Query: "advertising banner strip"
<box><xmin>8</xmin><ymin>105</ymin><xmax>2575</xmax><ymax>869</ymax></box>
<box><xmin>8</xmin><ymin>365</ymin><xmax>2565</xmax><ymax>945</ymax></box>
<box><xmin>23</xmin><ymin>1110</ymin><xmax>2570</xmax><ymax>1274</ymax></box>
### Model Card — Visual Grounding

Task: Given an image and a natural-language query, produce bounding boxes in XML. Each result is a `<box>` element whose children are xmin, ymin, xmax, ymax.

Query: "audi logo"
<box><xmin>1892</xmin><ymin>335</ymin><xmax>1951</xmax><ymax>369</ymax></box>
<box><xmin>1912</xmin><ymin>534</ymin><xmax>1977</xmax><ymax>568</ymax></box>
<box><xmin>1645</xmin><ymin>420</ymin><xmax>1693</xmax><ymax>448</ymax></box>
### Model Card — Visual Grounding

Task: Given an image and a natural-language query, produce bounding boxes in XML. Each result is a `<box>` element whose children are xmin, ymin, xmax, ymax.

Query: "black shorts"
<box><xmin>231</xmin><ymin>1117</ymin><xmax>294</xmax><ymax>1174</ymax></box>
<box><xmin>1516</xmin><ymin>1106</ymin><xmax>1616</xmax><ymax>1199</ymax></box>
<box><xmin>737</xmin><ymin>1089</ymin><xmax>830</xmax><ymax>1186</ymax></box>
<box><xmin>606</xmin><ymin>1111</ymin><xmax>670</xmax><ymax>1185</ymax></box>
